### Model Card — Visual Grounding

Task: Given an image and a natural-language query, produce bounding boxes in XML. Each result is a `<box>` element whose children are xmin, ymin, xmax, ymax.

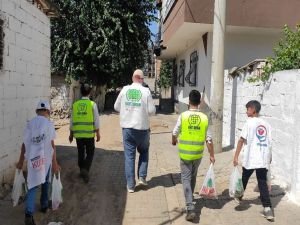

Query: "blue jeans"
<box><xmin>122</xmin><ymin>128</ymin><xmax>150</xmax><ymax>189</ymax></box>
<box><xmin>25</xmin><ymin>169</ymin><xmax>50</xmax><ymax>216</ymax></box>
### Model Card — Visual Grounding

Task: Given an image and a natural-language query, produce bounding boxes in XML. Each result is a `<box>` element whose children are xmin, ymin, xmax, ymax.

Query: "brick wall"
<box><xmin>223</xmin><ymin>69</ymin><xmax>300</xmax><ymax>204</ymax></box>
<box><xmin>0</xmin><ymin>0</ymin><xmax>51</xmax><ymax>182</ymax></box>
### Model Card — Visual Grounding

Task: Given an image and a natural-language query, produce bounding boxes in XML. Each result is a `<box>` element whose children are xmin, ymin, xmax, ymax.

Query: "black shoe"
<box><xmin>81</xmin><ymin>169</ymin><xmax>89</xmax><ymax>183</ymax></box>
<box><xmin>185</xmin><ymin>210</ymin><xmax>196</xmax><ymax>222</ymax></box>
<box><xmin>25</xmin><ymin>215</ymin><xmax>36</xmax><ymax>225</ymax></box>
<box><xmin>40</xmin><ymin>207</ymin><xmax>48</xmax><ymax>213</ymax></box>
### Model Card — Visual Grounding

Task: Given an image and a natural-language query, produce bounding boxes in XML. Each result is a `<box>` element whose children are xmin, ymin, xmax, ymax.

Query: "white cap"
<box><xmin>36</xmin><ymin>100</ymin><xmax>50</xmax><ymax>111</ymax></box>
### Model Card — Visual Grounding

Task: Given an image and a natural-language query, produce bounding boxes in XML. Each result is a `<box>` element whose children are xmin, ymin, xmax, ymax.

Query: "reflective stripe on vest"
<box><xmin>72</xmin><ymin>99</ymin><xmax>95</xmax><ymax>138</ymax></box>
<box><xmin>178</xmin><ymin>111</ymin><xmax>208</xmax><ymax>161</ymax></box>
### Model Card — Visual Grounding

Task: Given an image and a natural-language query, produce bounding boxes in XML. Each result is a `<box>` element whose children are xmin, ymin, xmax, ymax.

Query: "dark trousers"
<box><xmin>242</xmin><ymin>167</ymin><xmax>272</xmax><ymax>207</ymax></box>
<box><xmin>76</xmin><ymin>138</ymin><xmax>95</xmax><ymax>172</ymax></box>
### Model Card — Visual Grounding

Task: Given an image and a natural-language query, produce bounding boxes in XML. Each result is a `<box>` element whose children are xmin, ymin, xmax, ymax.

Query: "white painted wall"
<box><xmin>224</xmin><ymin>32</ymin><xmax>280</xmax><ymax>69</ymax></box>
<box><xmin>223</xmin><ymin>69</ymin><xmax>300</xmax><ymax>204</ymax></box>
<box><xmin>174</xmin><ymin>32</ymin><xmax>213</xmax><ymax>113</ymax></box>
<box><xmin>0</xmin><ymin>0</ymin><xmax>51</xmax><ymax>182</ymax></box>
<box><xmin>174</xmin><ymin>31</ymin><xmax>280</xmax><ymax>113</ymax></box>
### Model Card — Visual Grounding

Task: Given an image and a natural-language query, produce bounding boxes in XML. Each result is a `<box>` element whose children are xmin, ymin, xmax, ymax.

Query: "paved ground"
<box><xmin>2</xmin><ymin>112</ymin><xmax>300</xmax><ymax>225</ymax></box>
<box><xmin>1</xmin><ymin>78</ymin><xmax>300</xmax><ymax>224</ymax></box>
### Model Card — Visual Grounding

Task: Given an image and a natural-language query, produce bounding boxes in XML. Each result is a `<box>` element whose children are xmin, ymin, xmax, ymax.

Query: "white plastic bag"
<box><xmin>229</xmin><ymin>167</ymin><xmax>244</xmax><ymax>198</ymax></box>
<box><xmin>51</xmin><ymin>172</ymin><xmax>63</xmax><ymax>210</ymax></box>
<box><xmin>199</xmin><ymin>163</ymin><xmax>217</xmax><ymax>198</ymax></box>
<box><xmin>48</xmin><ymin>222</ymin><xmax>63</xmax><ymax>225</ymax></box>
<box><xmin>11</xmin><ymin>169</ymin><xmax>26</xmax><ymax>207</ymax></box>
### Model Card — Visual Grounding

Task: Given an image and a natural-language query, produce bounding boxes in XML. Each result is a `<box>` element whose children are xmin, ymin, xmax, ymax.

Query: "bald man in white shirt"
<box><xmin>114</xmin><ymin>69</ymin><xmax>156</xmax><ymax>193</ymax></box>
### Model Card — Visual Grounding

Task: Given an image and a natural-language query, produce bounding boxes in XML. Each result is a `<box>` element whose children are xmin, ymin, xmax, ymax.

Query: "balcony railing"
<box><xmin>161</xmin><ymin>0</ymin><xmax>177</xmax><ymax>22</ymax></box>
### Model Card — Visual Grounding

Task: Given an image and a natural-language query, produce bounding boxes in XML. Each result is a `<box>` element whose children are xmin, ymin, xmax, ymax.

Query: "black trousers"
<box><xmin>242</xmin><ymin>167</ymin><xmax>272</xmax><ymax>207</ymax></box>
<box><xmin>76</xmin><ymin>138</ymin><xmax>95</xmax><ymax>172</ymax></box>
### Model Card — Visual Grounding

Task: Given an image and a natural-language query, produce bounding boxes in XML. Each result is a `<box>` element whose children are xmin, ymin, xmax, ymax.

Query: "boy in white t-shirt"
<box><xmin>16</xmin><ymin>100</ymin><xmax>60</xmax><ymax>225</ymax></box>
<box><xmin>233</xmin><ymin>100</ymin><xmax>274</xmax><ymax>221</ymax></box>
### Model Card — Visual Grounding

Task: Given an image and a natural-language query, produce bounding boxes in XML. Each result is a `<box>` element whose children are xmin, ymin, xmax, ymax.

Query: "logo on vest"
<box><xmin>125</xmin><ymin>89</ymin><xmax>142</xmax><ymax>106</ymax></box>
<box><xmin>188</xmin><ymin>114</ymin><xmax>201</xmax><ymax>130</ymax></box>
<box><xmin>77</xmin><ymin>103</ymin><xmax>88</xmax><ymax>115</ymax></box>
<box><xmin>256</xmin><ymin>125</ymin><xmax>268</xmax><ymax>147</ymax></box>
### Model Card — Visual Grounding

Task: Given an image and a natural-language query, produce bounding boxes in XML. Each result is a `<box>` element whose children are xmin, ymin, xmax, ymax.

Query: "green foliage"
<box><xmin>51</xmin><ymin>0</ymin><xmax>156</xmax><ymax>86</ymax></box>
<box><xmin>248</xmin><ymin>25</ymin><xmax>300</xmax><ymax>83</ymax></box>
<box><xmin>157</xmin><ymin>60</ymin><xmax>173</xmax><ymax>89</ymax></box>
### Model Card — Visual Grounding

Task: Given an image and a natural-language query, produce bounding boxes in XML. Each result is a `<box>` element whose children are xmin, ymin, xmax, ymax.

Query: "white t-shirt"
<box><xmin>241</xmin><ymin>117</ymin><xmax>272</xmax><ymax>170</ymax></box>
<box><xmin>24</xmin><ymin>115</ymin><xmax>56</xmax><ymax>189</ymax></box>
<box><xmin>114</xmin><ymin>83</ymin><xmax>156</xmax><ymax>130</ymax></box>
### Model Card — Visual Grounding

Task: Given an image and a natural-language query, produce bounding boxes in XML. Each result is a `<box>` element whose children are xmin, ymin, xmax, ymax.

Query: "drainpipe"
<box><xmin>210</xmin><ymin>0</ymin><xmax>226</xmax><ymax>153</ymax></box>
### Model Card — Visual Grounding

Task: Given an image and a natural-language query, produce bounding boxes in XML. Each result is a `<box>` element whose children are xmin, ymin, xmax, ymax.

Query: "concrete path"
<box><xmin>1</xmin><ymin>96</ymin><xmax>300</xmax><ymax>224</ymax></box>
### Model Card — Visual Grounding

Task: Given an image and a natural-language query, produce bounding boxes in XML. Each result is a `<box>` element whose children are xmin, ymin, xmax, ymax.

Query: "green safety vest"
<box><xmin>178</xmin><ymin>111</ymin><xmax>208</xmax><ymax>161</ymax></box>
<box><xmin>72</xmin><ymin>99</ymin><xmax>95</xmax><ymax>138</ymax></box>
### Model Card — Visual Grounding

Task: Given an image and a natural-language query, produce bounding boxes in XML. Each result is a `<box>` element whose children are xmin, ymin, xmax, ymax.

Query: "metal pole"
<box><xmin>210</xmin><ymin>0</ymin><xmax>226</xmax><ymax>153</ymax></box>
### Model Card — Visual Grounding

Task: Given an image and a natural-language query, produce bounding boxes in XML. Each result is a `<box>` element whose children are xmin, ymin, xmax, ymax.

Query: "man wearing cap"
<box><xmin>69</xmin><ymin>83</ymin><xmax>100</xmax><ymax>183</ymax></box>
<box><xmin>114</xmin><ymin>69</ymin><xmax>156</xmax><ymax>193</ymax></box>
<box><xmin>16</xmin><ymin>100</ymin><xmax>60</xmax><ymax>225</ymax></box>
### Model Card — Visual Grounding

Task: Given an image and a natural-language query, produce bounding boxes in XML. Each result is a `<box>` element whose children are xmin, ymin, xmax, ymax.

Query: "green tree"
<box><xmin>51</xmin><ymin>0</ymin><xmax>156</xmax><ymax>86</ymax></box>
<box><xmin>157</xmin><ymin>60</ymin><xmax>173</xmax><ymax>89</ymax></box>
<box><xmin>249</xmin><ymin>25</ymin><xmax>300</xmax><ymax>82</ymax></box>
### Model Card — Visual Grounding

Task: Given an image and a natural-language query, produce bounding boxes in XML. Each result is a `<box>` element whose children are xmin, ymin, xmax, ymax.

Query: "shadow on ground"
<box><xmin>37</xmin><ymin>145</ymin><xmax>127</xmax><ymax>225</ymax></box>
<box><xmin>191</xmin><ymin>185</ymin><xmax>286</xmax><ymax>223</ymax></box>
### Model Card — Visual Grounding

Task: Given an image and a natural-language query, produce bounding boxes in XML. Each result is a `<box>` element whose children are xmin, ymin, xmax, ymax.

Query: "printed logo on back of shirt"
<box><xmin>30</xmin><ymin>155</ymin><xmax>45</xmax><ymax>171</ymax></box>
<box><xmin>256</xmin><ymin>125</ymin><xmax>268</xmax><ymax>147</ymax></box>
<box><xmin>31</xmin><ymin>133</ymin><xmax>45</xmax><ymax>144</ymax></box>
<box><xmin>125</xmin><ymin>89</ymin><xmax>142</xmax><ymax>107</ymax></box>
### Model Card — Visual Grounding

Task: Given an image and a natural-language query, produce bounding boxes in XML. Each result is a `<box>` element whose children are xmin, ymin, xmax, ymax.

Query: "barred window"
<box><xmin>185</xmin><ymin>51</ymin><xmax>198</xmax><ymax>86</ymax></box>
<box><xmin>0</xmin><ymin>19</ymin><xmax>4</xmax><ymax>70</ymax></box>
<box><xmin>173</xmin><ymin>61</ymin><xmax>177</xmax><ymax>86</ymax></box>
<box><xmin>178</xmin><ymin>60</ymin><xmax>185</xmax><ymax>87</ymax></box>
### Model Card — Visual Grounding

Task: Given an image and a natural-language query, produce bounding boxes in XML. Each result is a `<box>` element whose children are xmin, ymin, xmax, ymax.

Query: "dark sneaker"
<box><xmin>25</xmin><ymin>215</ymin><xmax>36</xmax><ymax>225</ymax></box>
<box><xmin>80</xmin><ymin>169</ymin><xmax>89</xmax><ymax>183</ymax></box>
<box><xmin>261</xmin><ymin>207</ymin><xmax>275</xmax><ymax>221</ymax></box>
<box><xmin>40</xmin><ymin>207</ymin><xmax>48</xmax><ymax>213</ymax></box>
<box><xmin>138</xmin><ymin>177</ymin><xmax>148</xmax><ymax>186</ymax></box>
<box><xmin>185</xmin><ymin>210</ymin><xmax>196</xmax><ymax>222</ymax></box>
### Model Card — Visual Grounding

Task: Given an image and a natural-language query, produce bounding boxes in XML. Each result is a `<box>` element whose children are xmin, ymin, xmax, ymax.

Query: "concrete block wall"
<box><xmin>0</xmin><ymin>0</ymin><xmax>51</xmax><ymax>183</ymax></box>
<box><xmin>223</xmin><ymin>69</ymin><xmax>300</xmax><ymax>204</ymax></box>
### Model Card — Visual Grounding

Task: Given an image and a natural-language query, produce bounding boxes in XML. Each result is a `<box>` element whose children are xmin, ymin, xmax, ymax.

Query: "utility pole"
<box><xmin>210</xmin><ymin>0</ymin><xmax>226</xmax><ymax>153</ymax></box>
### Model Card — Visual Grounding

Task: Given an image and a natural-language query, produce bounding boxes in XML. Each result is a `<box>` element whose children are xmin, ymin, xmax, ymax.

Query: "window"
<box><xmin>178</xmin><ymin>60</ymin><xmax>185</xmax><ymax>87</ymax></box>
<box><xmin>185</xmin><ymin>51</ymin><xmax>198</xmax><ymax>86</ymax></box>
<box><xmin>0</xmin><ymin>19</ymin><xmax>4</xmax><ymax>70</ymax></box>
<box><xmin>173</xmin><ymin>61</ymin><xmax>177</xmax><ymax>86</ymax></box>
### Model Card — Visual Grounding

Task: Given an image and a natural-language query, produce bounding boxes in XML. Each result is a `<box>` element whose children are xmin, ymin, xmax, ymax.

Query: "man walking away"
<box><xmin>114</xmin><ymin>69</ymin><xmax>156</xmax><ymax>193</ymax></box>
<box><xmin>172</xmin><ymin>90</ymin><xmax>215</xmax><ymax>222</ymax></box>
<box><xmin>69</xmin><ymin>83</ymin><xmax>100</xmax><ymax>183</ymax></box>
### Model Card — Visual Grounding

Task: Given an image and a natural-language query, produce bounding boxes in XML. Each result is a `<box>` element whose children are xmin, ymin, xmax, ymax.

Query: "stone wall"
<box><xmin>50</xmin><ymin>74</ymin><xmax>70</xmax><ymax>127</ymax></box>
<box><xmin>0</xmin><ymin>0</ymin><xmax>51</xmax><ymax>182</ymax></box>
<box><xmin>223</xmin><ymin>69</ymin><xmax>300</xmax><ymax>204</ymax></box>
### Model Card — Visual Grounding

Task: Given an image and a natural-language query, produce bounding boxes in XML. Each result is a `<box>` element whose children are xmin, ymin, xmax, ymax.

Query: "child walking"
<box><xmin>233</xmin><ymin>100</ymin><xmax>274</xmax><ymax>221</ymax></box>
<box><xmin>16</xmin><ymin>100</ymin><xmax>60</xmax><ymax>225</ymax></box>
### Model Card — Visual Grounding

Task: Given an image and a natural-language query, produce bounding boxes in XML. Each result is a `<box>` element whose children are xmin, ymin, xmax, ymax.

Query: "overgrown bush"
<box><xmin>249</xmin><ymin>25</ymin><xmax>300</xmax><ymax>82</ymax></box>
